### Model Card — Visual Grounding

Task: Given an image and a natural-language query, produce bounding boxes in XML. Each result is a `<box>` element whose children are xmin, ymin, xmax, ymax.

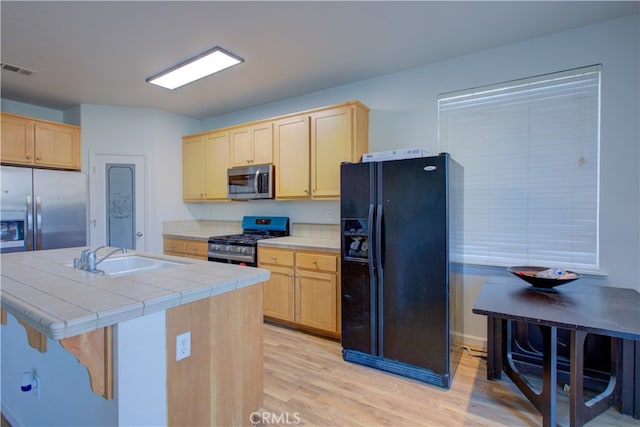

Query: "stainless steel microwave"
<box><xmin>227</xmin><ymin>164</ymin><xmax>275</xmax><ymax>200</ymax></box>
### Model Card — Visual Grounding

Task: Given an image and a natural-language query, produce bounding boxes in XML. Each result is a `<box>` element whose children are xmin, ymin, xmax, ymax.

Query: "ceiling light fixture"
<box><xmin>146</xmin><ymin>46</ymin><xmax>243</xmax><ymax>90</ymax></box>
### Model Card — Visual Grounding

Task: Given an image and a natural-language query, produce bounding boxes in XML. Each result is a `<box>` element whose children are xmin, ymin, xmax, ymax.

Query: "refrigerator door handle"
<box><xmin>26</xmin><ymin>195</ymin><xmax>34</xmax><ymax>251</ymax></box>
<box><xmin>367</xmin><ymin>202</ymin><xmax>378</xmax><ymax>355</ymax></box>
<box><xmin>367</xmin><ymin>203</ymin><xmax>376</xmax><ymax>278</ymax></box>
<box><xmin>376</xmin><ymin>201</ymin><xmax>384</xmax><ymax>355</ymax></box>
<box><xmin>375</xmin><ymin>203</ymin><xmax>383</xmax><ymax>275</ymax></box>
<box><xmin>35</xmin><ymin>196</ymin><xmax>43</xmax><ymax>250</ymax></box>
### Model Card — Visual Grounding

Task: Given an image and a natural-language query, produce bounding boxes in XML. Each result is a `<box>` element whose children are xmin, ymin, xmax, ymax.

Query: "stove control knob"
<box><xmin>225</xmin><ymin>245</ymin><xmax>232</xmax><ymax>252</ymax></box>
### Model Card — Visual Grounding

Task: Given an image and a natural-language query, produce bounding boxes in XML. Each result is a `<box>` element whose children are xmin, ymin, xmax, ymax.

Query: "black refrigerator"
<box><xmin>340</xmin><ymin>153</ymin><xmax>463</xmax><ymax>388</ymax></box>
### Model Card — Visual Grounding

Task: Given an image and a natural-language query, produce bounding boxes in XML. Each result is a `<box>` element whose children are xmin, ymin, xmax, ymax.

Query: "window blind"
<box><xmin>438</xmin><ymin>65</ymin><xmax>600</xmax><ymax>272</ymax></box>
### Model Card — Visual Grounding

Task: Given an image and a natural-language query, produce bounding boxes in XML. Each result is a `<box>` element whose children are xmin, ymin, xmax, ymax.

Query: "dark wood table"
<box><xmin>472</xmin><ymin>276</ymin><xmax>640</xmax><ymax>427</ymax></box>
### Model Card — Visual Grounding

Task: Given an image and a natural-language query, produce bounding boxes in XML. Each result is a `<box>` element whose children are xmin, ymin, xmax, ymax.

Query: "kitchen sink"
<box><xmin>66</xmin><ymin>255</ymin><xmax>187</xmax><ymax>276</ymax></box>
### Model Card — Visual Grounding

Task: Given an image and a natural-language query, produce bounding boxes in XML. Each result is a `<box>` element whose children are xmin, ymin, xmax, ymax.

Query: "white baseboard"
<box><xmin>455</xmin><ymin>331</ymin><xmax>487</xmax><ymax>352</ymax></box>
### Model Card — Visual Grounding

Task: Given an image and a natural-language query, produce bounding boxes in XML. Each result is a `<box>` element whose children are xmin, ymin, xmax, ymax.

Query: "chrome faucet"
<box><xmin>74</xmin><ymin>246</ymin><xmax>127</xmax><ymax>273</ymax></box>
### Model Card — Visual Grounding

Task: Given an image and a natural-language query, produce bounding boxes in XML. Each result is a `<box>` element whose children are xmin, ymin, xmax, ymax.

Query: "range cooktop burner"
<box><xmin>207</xmin><ymin>216</ymin><xmax>289</xmax><ymax>266</ymax></box>
<box><xmin>208</xmin><ymin>232</ymin><xmax>277</xmax><ymax>245</ymax></box>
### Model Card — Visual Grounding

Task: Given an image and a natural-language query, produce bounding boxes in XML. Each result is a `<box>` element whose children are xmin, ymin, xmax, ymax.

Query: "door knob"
<box><xmin>136</xmin><ymin>232</ymin><xmax>143</xmax><ymax>237</ymax></box>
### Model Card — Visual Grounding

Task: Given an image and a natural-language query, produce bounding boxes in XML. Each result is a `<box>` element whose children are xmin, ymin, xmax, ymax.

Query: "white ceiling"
<box><xmin>1</xmin><ymin>1</ymin><xmax>638</xmax><ymax>119</ymax></box>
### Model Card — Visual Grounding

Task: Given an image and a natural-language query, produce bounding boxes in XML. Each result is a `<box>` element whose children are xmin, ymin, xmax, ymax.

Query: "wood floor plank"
<box><xmin>2</xmin><ymin>323</ymin><xmax>637</xmax><ymax>426</ymax></box>
<box><xmin>260</xmin><ymin>323</ymin><xmax>639</xmax><ymax>427</ymax></box>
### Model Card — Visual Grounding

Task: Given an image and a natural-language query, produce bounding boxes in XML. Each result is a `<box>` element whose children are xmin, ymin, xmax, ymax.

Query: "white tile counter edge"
<box><xmin>257</xmin><ymin>236</ymin><xmax>340</xmax><ymax>253</ymax></box>
<box><xmin>0</xmin><ymin>248</ymin><xmax>270</xmax><ymax>340</ymax></box>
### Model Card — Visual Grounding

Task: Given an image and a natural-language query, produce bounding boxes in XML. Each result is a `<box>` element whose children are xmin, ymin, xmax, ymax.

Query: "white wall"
<box><xmin>0</xmin><ymin>314</ymin><xmax>117</xmax><ymax>426</ymax></box>
<box><xmin>1</xmin><ymin>99</ymin><xmax>65</xmax><ymax>123</ymax></box>
<box><xmin>198</xmin><ymin>14</ymin><xmax>640</xmax><ymax>346</ymax></box>
<box><xmin>2</xmin><ymin>14</ymin><xmax>638</xmax><ymax>348</ymax></box>
<box><xmin>78</xmin><ymin>105</ymin><xmax>201</xmax><ymax>253</ymax></box>
<box><xmin>0</xmin><ymin>310</ymin><xmax>167</xmax><ymax>426</ymax></box>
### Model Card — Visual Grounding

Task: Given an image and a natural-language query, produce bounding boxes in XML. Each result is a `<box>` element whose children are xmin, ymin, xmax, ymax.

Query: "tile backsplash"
<box><xmin>291</xmin><ymin>223</ymin><xmax>340</xmax><ymax>240</ymax></box>
<box><xmin>163</xmin><ymin>220</ymin><xmax>241</xmax><ymax>235</ymax></box>
<box><xmin>163</xmin><ymin>220</ymin><xmax>339</xmax><ymax>240</ymax></box>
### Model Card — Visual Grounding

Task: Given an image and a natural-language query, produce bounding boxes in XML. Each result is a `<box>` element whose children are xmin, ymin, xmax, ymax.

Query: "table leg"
<box><xmin>487</xmin><ymin>316</ymin><xmax>503</xmax><ymax>380</ymax></box>
<box><xmin>570</xmin><ymin>331</ymin><xmax>621</xmax><ymax>427</ymax></box>
<box><xmin>633</xmin><ymin>341</ymin><xmax>640</xmax><ymax>419</ymax></box>
<box><xmin>502</xmin><ymin>322</ymin><xmax>557</xmax><ymax>427</ymax></box>
<box><xmin>621</xmin><ymin>338</ymin><xmax>634</xmax><ymax>415</ymax></box>
<box><xmin>541</xmin><ymin>325</ymin><xmax>558</xmax><ymax>427</ymax></box>
<box><xmin>569</xmin><ymin>330</ymin><xmax>587</xmax><ymax>427</ymax></box>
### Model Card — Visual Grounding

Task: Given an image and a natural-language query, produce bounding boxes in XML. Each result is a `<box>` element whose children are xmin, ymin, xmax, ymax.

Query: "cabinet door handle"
<box><xmin>26</xmin><ymin>155</ymin><xmax>32</xmax><ymax>159</ymax></box>
<box><xmin>36</xmin><ymin>156</ymin><xmax>42</xmax><ymax>160</ymax></box>
<box><xmin>271</xmin><ymin>256</ymin><xmax>277</xmax><ymax>260</ymax></box>
<box><xmin>311</xmin><ymin>259</ymin><xmax>317</xmax><ymax>264</ymax></box>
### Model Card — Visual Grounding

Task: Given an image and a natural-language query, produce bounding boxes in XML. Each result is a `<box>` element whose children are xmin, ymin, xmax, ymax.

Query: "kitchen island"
<box><xmin>0</xmin><ymin>247</ymin><xmax>269</xmax><ymax>426</ymax></box>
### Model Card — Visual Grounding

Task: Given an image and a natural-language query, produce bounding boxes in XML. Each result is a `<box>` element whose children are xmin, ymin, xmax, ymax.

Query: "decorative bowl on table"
<box><xmin>507</xmin><ymin>266</ymin><xmax>581</xmax><ymax>289</ymax></box>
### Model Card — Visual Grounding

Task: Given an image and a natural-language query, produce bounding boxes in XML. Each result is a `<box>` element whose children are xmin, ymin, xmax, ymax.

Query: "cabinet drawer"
<box><xmin>185</xmin><ymin>240</ymin><xmax>207</xmax><ymax>259</ymax></box>
<box><xmin>258</xmin><ymin>248</ymin><xmax>294</xmax><ymax>267</ymax></box>
<box><xmin>296</xmin><ymin>252</ymin><xmax>337</xmax><ymax>273</ymax></box>
<box><xmin>164</xmin><ymin>238</ymin><xmax>186</xmax><ymax>254</ymax></box>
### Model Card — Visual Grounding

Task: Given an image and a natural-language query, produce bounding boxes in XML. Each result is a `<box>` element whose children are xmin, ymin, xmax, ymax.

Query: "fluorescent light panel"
<box><xmin>147</xmin><ymin>46</ymin><xmax>243</xmax><ymax>90</ymax></box>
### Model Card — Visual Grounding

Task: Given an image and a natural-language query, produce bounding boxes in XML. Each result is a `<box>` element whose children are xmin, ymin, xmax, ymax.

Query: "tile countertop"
<box><xmin>0</xmin><ymin>247</ymin><xmax>270</xmax><ymax>340</ymax></box>
<box><xmin>162</xmin><ymin>221</ymin><xmax>341</xmax><ymax>253</ymax></box>
<box><xmin>162</xmin><ymin>231</ymin><xmax>211</xmax><ymax>241</ymax></box>
<box><xmin>258</xmin><ymin>236</ymin><xmax>340</xmax><ymax>253</ymax></box>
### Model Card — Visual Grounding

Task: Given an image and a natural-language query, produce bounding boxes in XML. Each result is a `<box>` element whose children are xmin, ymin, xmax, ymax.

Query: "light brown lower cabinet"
<box><xmin>163</xmin><ymin>237</ymin><xmax>208</xmax><ymax>260</ymax></box>
<box><xmin>258</xmin><ymin>247</ymin><xmax>340</xmax><ymax>338</ymax></box>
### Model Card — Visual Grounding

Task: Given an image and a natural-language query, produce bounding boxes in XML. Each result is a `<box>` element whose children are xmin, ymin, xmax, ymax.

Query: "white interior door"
<box><xmin>90</xmin><ymin>153</ymin><xmax>147</xmax><ymax>251</ymax></box>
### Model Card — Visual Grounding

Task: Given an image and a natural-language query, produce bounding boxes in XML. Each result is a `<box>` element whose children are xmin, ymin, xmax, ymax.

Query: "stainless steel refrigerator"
<box><xmin>340</xmin><ymin>153</ymin><xmax>463</xmax><ymax>388</ymax></box>
<box><xmin>1</xmin><ymin>166</ymin><xmax>87</xmax><ymax>253</ymax></box>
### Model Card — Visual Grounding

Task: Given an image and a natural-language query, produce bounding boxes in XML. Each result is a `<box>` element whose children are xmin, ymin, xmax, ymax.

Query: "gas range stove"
<box><xmin>208</xmin><ymin>216</ymin><xmax>289</xmax><ymax>266</ymax></box>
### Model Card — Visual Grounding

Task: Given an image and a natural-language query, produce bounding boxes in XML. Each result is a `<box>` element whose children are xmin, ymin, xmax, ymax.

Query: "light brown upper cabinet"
<box><xmin>273</xmin><ymin>114</ymin><xmax>311</xmax><ymax>199</ymax></box>
<box><xmin>273</xmin><ymin>101</ymin><xmax>369</xmax><ymax>200</ymax></box>
<box><xmin>310</xmin><ymin>103</ymin><xmax>369</xmax><ymax>199</ymax></box>
<box><xmin>181</xmin><ymin>100</ymin><xmax>369</xmax><ymax>202</ymax></box>
<box><xmin>183</xmin><ymin>130</ymin><xmax>229</xmax><ymax>201</ymax></box>
<box><xmin>1</xmin><ymin>112</ymin><xmax>81</xmax><ymax>170</ymax></box>
<box><xmin>229</xmin><ymin>121</ymin><xmax>273</xmax><ymax>167</ymax></box>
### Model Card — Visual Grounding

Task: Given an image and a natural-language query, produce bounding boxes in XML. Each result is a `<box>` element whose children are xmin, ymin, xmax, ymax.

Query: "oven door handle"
<box><xmin>254</xmin><ymin>170</ymin><xmax>260</xmax><ymax>198</ymax></box>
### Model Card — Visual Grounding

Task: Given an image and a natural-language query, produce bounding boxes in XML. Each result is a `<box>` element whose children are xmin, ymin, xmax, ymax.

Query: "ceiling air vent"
<box><xmin>1</xmin><ymin>62</ymin><xmax>37</xmax><ymax>76</ymax></box>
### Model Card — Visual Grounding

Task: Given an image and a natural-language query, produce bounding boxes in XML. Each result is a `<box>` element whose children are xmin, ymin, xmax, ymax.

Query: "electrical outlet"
<box><xmin>176</xmin><ymin>331</ymin><xmax>191</xmax><ymax>361</ymax></box>
<box><xmin>326</xmin><ymin>209</ymin><xmax>333</xmax><ymax>221</ymax></box>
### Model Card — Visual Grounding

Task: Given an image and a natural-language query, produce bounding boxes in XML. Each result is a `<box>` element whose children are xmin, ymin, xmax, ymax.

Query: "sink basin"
<box><xmin>67</xmin><ymin>255</ymin><xmax>186</xmax><ymax>276</ymax></box>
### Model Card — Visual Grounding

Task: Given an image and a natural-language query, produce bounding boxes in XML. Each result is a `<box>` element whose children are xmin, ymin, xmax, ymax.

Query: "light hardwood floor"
<box><xmin>2</xmin><ymin>324</ymin><xmax>637</xmax><ymax>426</ymax></box>
<box><xmin>259</xmin><ymin>323</ymin><xmax>639</xmax><ymax>427</ymax></box>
